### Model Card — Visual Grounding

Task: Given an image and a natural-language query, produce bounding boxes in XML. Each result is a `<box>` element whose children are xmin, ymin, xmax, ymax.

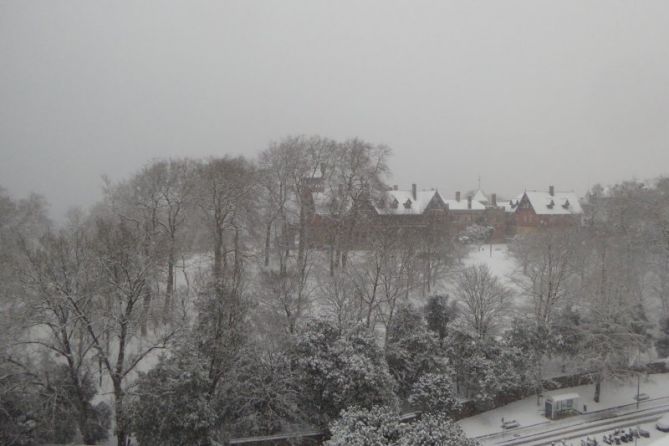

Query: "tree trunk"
<box><xmin>114</xmin><ymin>381</ymin><xmax>127</xmax><ymax>446</ymax></box>
<box><xmin>329</xmin><ymin>245</ymin><xmax>335</xmax><ymax>276</ymax></box>
<box><xmin>264</xmin><ymin>221</ymin><xmax>272</xmax><ymax>267</ymax></box>
<box><xmin>594</xmin><ymin>375</ymin><xmax>601</xmax><ymax>403</ymax></box>
<box><xmin>163</xmin><ymin>250</ymin><xmax>175</xmax><ymax>321</ymax></box>
<box><xmin>62</xmin><ymin>333</ymin><xmax>95</xmax><ymax>444</ymax></box>
<box><xmin>297</xmin><ymin>202</ymin><xmax>306</xmax><ymax>267</ymax></box>
<box><xmin>140</xmin><ymin>282</ymin><xmax>151</xmax><ymax>336</ymax></box>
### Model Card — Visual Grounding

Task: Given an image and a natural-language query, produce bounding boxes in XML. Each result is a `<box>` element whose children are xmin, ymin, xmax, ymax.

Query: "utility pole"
<box><xmin>636</xmin><ymin>349</ymin><xmax>641</xmax><ymax>410</ymax></box>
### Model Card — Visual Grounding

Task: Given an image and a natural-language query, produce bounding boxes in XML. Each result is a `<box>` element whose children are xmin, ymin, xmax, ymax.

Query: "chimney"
<box><xmin>456</xmin><ymin>191</ymin><xmax>461</xmax><ymax>202</ymax></box>
<box><xmin>393</xmin><ymin>185</ymin><xmax>398</xmax><ymax>191</ymax></box>
<box><xmin>549</xmin><ymin>185</ymin><xmax>555</xmax><ymax>196</ymax></box>
<box><xmin>491</xmin><ymin>193</ymin><xmax>497</xmax><ymax>207</ymax></box>
<box><xmin>412</xmin><ymin>183</ymin><xmax>417</xmax><ymax>200</ymax></box>
<box><xmin>467</xmin><ymin>195</ymin><xmax>472</xmax><ymax>209</ymax></box>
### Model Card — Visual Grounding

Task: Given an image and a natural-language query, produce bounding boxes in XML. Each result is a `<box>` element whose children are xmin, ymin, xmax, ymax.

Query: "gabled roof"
<box><xmin>522</xmin><ymin>191</ymin><xmax>582</xmax><ymax>215</ymax></box>
<box><xmin>472</xmin><ymin>189</ymin><xmax>489</xmax><ymax>204</ymax></box>
<box><xmin>375</xmin><ymin>189</ymin><xmax>446</xmax><ymax>215</ymax></box>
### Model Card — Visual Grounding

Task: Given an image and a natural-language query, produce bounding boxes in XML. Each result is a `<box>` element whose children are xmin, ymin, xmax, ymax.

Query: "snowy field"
<box><xmin>462</xmin><ymin>244</ymin><xmax>518</xmax><ymax>284</ymax></box>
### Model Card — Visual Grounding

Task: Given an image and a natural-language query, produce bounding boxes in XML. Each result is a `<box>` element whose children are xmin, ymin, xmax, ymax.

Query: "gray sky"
<box><xmin>2</xmin><ymin>1</ymin><xmax>669</xmax><ymax>219</ymax></box>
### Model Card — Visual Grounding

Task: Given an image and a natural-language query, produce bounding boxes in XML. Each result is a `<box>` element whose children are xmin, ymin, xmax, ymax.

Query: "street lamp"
<box><xmin>634</xmin><ymin>349</ymin><xmax>642</xmax><ymax>410</ymax></box>
<box><xmin>636</xmin><ymin>371</ymin><xmax>640</xmax><ymax>410</ymax></box>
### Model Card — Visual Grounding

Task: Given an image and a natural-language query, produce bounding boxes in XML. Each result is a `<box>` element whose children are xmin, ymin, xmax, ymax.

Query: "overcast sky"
<box><xmin>2</xmin><ymin>1</ymin><xmax>669</xmax><ymax>219</ymax></box>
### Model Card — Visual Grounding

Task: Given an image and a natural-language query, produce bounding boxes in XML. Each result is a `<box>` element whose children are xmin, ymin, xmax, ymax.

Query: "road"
<box><xmin>475</xmin><ymin>397</ymin><xmax>669</xmax><ymax>446</ymax></box>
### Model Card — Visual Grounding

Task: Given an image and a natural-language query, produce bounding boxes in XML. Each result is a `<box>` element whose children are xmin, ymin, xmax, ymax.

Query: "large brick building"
<box><xmin>507</xmin><ymin>186</ymin><xmax>582</xmax><ymax>234</ymax></box>
<box><xmin>303</xmin><ymin>182</ymin><xmax>582</xmax><ymax>249</ymax></box>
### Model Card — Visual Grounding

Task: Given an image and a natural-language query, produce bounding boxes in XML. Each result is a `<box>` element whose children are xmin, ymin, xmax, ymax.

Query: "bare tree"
<box><xmin>193</xmin><ymin>156</ymin><xmax>258</xmax><ymax>396</ymax></box>
<box><xmin>577</xmin><ymin>239</ymin><xmax>650</xmax><ymax>403</ymax></box>
<box><xmin>257</xmin><ymin>267</ymin><xmax>314</xmax><ymax>335</ymax></box>
<box><xmin>62</xmin><ymin>217</ymin><xmax>179</xmax><ymax>446</ymax></box>
<box><xmin>18</xmin><ymin>216</ymin><xmax>102</xmax><ymax>444</ymax></box>
<box><xmin>106</xmin><ymin>159</ymin><xmax>198</xmax><ymax>325</ymax></box>
<box><xmin>510</xmin><ymin>228</ymin><xmax>579</xmax><ymax>331</ymax></box>
<box><xmin>256</xmin><ymin>136</ymin><xmax>335</xmax><ymax>338</ymax></box>
<box><xmin>454</xmin><ymin>264</ymin><xmax>510</xmax><ymax>339</ymax></box>
<box><xmin>325</xmin><ymin>138</ymin><xmax>391</xmax><ymax>271</ymax></box>
<box><xmin>319</xmin><ymin>270</ymin><xmax>359</xmax><ymax>330</ymax></box>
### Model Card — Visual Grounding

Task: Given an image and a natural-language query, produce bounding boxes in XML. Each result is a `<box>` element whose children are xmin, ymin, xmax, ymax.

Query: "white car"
<box><xmin>657</xmin><ymin>413</ymin><xmax>669</xmax><ymax>432</ymax></box>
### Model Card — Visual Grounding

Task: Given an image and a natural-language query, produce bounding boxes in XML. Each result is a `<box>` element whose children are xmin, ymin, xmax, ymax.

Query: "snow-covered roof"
<box><xmin>546</xmin><ymin>392</ymin><xmax>580</xmax><ymax>402</ymax></box>
<box><xmin>444</xmin><ymin>198</ymin><xmax>486</xmax><ymax>211</ymax></box>
<box><xmin>497</xmin><ymin>194</ymin><xmax>524</xmax><ymax>213</ymax></box>
<box><xmin>497</xmin><ymin>200</ymin><xmax>514</xmax><ymax>213</ymax></box>
<box><xmin>523</xmin><ymin>191</ymin><xmax>582</xmax><ymax>215</ymax></box>
<box><xmin>375</xmin><ymin>189</ymin><xmax>445</xmax><ymax>215</ymax></box>
<box><xmin>472</xmin><ymin>189</ymin><xmax>489</xmax><ymax>204</ymax></box>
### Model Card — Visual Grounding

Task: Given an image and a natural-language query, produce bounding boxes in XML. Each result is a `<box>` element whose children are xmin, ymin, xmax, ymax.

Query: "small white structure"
<box><xmin>544</xmin><ymin>392</ymin><xmax>581</xmax><ymax>420</ymax></box>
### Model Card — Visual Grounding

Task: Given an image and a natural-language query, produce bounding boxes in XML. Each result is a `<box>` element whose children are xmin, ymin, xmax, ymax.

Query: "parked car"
<box><xmin>501</xmin><ymin>419</ymin><xmax>520</xmax><ymax>429</ymax></box>
<box><xmin>657</xmin><ymin>413</ymin><xmax>669</xmax><ymax>432</ymax></box>
<box><xmin>634</xmin><ymin>392</ymin><xmax>650</xmax><ymax>401</ymax></box>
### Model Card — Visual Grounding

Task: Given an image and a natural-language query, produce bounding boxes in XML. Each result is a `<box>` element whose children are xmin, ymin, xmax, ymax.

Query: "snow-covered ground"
<box><xmin>462</xmin><ymin>244</ymin><xmax>518</xmax><ymax>285</ymax></box>
<box><xmin>459</xmin><ymin>373</ymin><xmax>669</xmax><ymax>444</ymax></box>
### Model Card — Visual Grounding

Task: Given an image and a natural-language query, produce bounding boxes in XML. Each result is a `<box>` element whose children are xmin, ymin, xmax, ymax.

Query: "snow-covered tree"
<box><xmin>325</xmin><ymin>405</ymin><xmax>402</xmax><ymax>446</ymax></box>
<box><xmin>326</xmin><ymin>407</ymin><xmax>477</xmax><ymax>446</ymax></box>
<box><xmin>504</xmin><ymin>318</ymin><xmax>550</xmax><ymax>405</ymax></box>
<box><xmin>385</xmin><ymin>305</ymin><xmax>443</xmax><ymax>398</ymax></box>
<box><xmin>454</xmin><ymin>264</ymin><xmax>511</xmax><ymax>339</ymax></box>
<box><xmin>291</xmin><ymin>319</ymin><xmax>397</xmax><ymax>426</ymax></box>
<box><xmin>656</xmin><ymin>316</ymin><xmax>669</xmax><ymax>358</ymax></box>
<box><xmin>219</xmin><ymin>346</ymin><xmax>309</xmax><ymax>438</ymax></box>
<box><xmin>445</xmin><ymin>331</ymin><xmax>527</xmax><ymax>407</ymax></box>
<box><xmin>130</xmin><ymin>344</ymin><xmax>217</xmax><ymax>446</ymax></box>
<box><xmin>397</xmin><ymin>413</ymin><xmax>478</xmax><ymax>446</ymax></box>
<box><xmin>408</xmin><ymin>373</ymin><xmax>460</xmax><ymax>416</ymax></box>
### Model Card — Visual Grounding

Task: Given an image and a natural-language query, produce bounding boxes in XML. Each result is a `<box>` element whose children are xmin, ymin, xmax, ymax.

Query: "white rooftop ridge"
<box><xmin>375</xmin><ymin>189</ymin><xmax>445</xmax><ymax>215</ymax></box>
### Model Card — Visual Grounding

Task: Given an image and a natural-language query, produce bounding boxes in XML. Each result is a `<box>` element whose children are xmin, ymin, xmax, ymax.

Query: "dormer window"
<box><xmin>390</xmin><ymin>198</ymin><xmax>399</xmax><ymax>209</ymax></box>
<box><xmin>403</xmin><ymin>199</ymin><xmax>412</xmax><ymax>209</ymax></box>
<box><xmin>547</xmin><ymin>199</ymin><xmax>555</xmax><ymax>209</ymax></box>
<box><xmin>562</xmin><ymin>199</ymin><xmax>570</xmax><ymax>209</ymax></box>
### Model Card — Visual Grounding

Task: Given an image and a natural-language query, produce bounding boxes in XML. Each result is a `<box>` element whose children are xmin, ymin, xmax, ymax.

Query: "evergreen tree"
<box><xmin>408</xmin><ymin>373</ymin><xmax>460</xmax><ymax>416</ymax></box>
<box><xmin>130</xmin><ymin>345</ymin><xmax>218</xmax><ymax>446</ymax></box>
<box><xmin>424</xmin><ymin>294</ymin><xmax>457</xmax><ymax>340</ymax></box>
<box><xmin>291</xmin><ymin>319</ymin><xmax>397</xmax><ymax>426</ymax></box>
<box><xmin>655</xmin><ymin>316</ymin><xmax>669</xmax><ymax>359</ymax></box>
<box><xmin>385</xmin><ymin>305</ymin><xmax>443</xmax><ymax>398</ymax></box>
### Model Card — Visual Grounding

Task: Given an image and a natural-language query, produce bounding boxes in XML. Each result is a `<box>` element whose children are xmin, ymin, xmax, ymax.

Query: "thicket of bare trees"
<box><xmin>1</xmin><ymin>136</ymin><xmax>460</xmax><ymax>445</ymax></box>
<box><xmin>507</xmin><ymin>180</ymin><xmax>667</xmax><ymax>403</ymax></box>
